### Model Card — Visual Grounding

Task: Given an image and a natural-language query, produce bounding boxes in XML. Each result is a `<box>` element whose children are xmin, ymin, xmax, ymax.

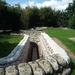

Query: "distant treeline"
<box><xmin>0</xmin><ymin>0</ymin><xmax>75</xmax><ymax>32</ymax></box>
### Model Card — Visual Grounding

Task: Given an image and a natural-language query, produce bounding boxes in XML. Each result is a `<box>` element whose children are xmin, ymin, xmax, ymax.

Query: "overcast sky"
<box><xmin>6</xmin><ymin>0</ymin><xmax>73</xmax><ymax>11</ymax></box>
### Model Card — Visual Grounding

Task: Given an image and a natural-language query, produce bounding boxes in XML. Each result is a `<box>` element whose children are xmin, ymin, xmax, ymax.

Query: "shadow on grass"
<box><xmin>0</xmin><ymin>41</ymin><xmax>18</xmax><ymax>58</ymax></box>
<box><xmin>0</xmin><ymin>32</ymin><xmax>23</xmax><ymax>58</ymax></box>
<box><xmin>69</xmin><ymin>59</ymin><xmax>75</xmax><ymax>75</ymax></box>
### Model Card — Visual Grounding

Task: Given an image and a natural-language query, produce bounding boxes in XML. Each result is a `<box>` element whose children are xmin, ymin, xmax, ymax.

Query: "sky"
<box><xmin>5</xmin><ymin>0</ymin><xmax>73</xmax><ymax>11</ymax></box>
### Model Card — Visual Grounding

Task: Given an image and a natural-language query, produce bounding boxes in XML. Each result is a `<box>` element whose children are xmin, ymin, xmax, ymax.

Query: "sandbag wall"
<box><xmin>38</xmin><ymin>32</ymin><xmax>71</xmax><ymax>75</ymax></box>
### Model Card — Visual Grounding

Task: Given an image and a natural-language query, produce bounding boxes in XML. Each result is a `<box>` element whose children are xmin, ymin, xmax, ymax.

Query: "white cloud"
<box><xmin>21</xmin><ymin>0</ymin><xmax>73</xmax><ymax>11</ymax></box>
<box><xmin>36</xmin><ymin>3</ymin><xmax>42</xmax><ymax>8</ymax></box>
<box><xmin>21</xmin><ymin>4</ymin><xmax>28</xmax><ymax>8</ymax></box>
<box><xmin>28</xmin><ymin>1</ymin><xmax>35</xmax><ymax>7</ymax></box>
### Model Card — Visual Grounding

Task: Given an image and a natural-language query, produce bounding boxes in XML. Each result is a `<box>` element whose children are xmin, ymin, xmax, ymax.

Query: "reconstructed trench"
<box><xmin>0</xmin><ymin>30</ymin><xmax>71</xmax><ymax>75</ymax></box>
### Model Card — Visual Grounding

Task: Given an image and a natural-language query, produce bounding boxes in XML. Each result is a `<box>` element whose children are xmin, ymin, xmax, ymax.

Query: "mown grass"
<box><xmin>0</xmin><ymin>33</ymin><xmax>23</xmax><ymax>58</ymax></box>
<box><xmin>44</xmin><ymin>28</ymin><xmax>75</xmax><ymax>55</ymax></box>
<box><xmin>44</xmin><ymin>28</ymin><xmax>75</xmax><ymax>75</ymax></box>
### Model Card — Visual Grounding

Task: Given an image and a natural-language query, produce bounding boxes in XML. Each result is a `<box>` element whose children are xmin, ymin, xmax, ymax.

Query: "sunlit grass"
<box><xmin>44</xmin><ymin>28</ymin><xmax>75</xmax><ymax>75</ymax></box>
<box><xmin>44</xmin><ymin>28</ymin><xmax>75</xmax><ymax>55</ymax></box>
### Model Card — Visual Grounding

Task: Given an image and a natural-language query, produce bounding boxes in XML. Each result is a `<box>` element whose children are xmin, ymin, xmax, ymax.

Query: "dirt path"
<box><xmin>52</xmin><ymin>37</ymin><xmax>75</xmax><ymax>60</ymax></box>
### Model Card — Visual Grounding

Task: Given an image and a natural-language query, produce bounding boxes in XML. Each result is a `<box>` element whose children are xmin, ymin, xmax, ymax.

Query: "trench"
<box><xmin>27</xmin><ymin>42</ymin><xmax>39</xmax><ymax>62</ymax></box>
<box><xmin>0</xmin><ymin>31</ymin><xmax>71</xmax><ymax>75</ymax></box>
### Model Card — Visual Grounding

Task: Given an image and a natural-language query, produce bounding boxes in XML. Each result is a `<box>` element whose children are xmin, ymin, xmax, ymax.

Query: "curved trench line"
<box><xmin>0</xmin><ymin>31</ymin><xmax>71</xmax><ymax>75</ymax></box>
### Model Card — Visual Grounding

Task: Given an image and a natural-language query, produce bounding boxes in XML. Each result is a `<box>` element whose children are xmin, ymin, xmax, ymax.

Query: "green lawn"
<box><xmin>0</xmin><ymin>33</ymin><xmax>23</xmax><ymax>58</ymax></box>
<box><xmin>44</xmin><ymin>28</ymin><xmax>75</xmax><ymax>55</ymax></box>
<box><xmin>44</xmin><ymin>28</ymin><xmax>75</xmax><ymax>75</ymax></box>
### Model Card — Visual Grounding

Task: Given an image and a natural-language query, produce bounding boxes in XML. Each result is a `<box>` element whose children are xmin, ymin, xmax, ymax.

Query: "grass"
<box><xmin>0</xmin><ymin>33</ymin><xmax>23</xmax><ymax>58</ymax></box>
<box><xmin>44</xmin><ymin>28</ymin><xmax>75</xmax><ymax>55</ymax></box>
<box><xmin>44</xmin><ymin>28</ymin><xmax>75</xmax><ymax>75</ymax></box>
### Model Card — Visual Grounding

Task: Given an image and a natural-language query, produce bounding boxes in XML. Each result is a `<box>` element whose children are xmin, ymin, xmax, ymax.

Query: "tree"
<box><xmin>21</xmin><ymin>7</ymin><xmax>30</xmax><ymax>29</ymax></box>
<box><xmin>10</xmin><ymin>4</ymin><xmax>22</xmax><ymax>31</ymax></box>
<box><xmin>69</xmin><ymin>14</ymin><xmax>75</xmax><ymax>29</ymax></box>
<box><xmin>28</xmin><ymin>6</ymin><xmax>39</xmax><ymax>28</ymax></box>
<box><xmin>39</xmin><ymin>7</ymin><xmax>53</xmax><ymax>27</ymax></box>
<box><xmin>66</xmin><ymin>1</ymin><xmax>75</xmax><ymax>29</ymax></box>
<box><xmin>53</xmin><ymin>10</ymin><xmax>68</xmax><ymax>27</ymax></box>
<box><xmin>61</xmin><ymin>12</ymin><xmax>69</xmax><ymax>27</ymax></box>
<box><xmin>0</xmin><ymin>0</ymin><xmax>8</xmax><ymax>31</ymax></box>
<box><xmin>0</xmin><ymin>0</ymin><xmax>22</xmax><ymax>32</ymax></box>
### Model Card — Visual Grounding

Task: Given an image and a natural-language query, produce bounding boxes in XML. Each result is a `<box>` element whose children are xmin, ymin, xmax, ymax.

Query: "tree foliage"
<box><xmin>21</xmin><ymin>7</ymin><xmax>30</xmax><ymax>29</ymax></box>
<box><xmin>66</xmin><ymin>0</ymin><xmax>75</xmax><ymax>29</ymax></box>
<box><xmin>28</xmin><ymin>7</ymin><xmax>39</xmax><ymax>28</ymax></box>
<box><xmin>69</xmin><ymin>14</ymin><xmax>75</xmax><ymax>29</ymax></box>
<box><xmin>0</xmin><ymin>0</ymin><xmax>75</xmax><ymax>31</ymax></box>
<box><xmin>0</xmin><ymin>0</ymin><xmax>22</xmax><ymax>32</ymax></box>
<box><xmin>39</xmin><ymin>7</ymin><xmax>53</xmax><ymax>27</ymax></box>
